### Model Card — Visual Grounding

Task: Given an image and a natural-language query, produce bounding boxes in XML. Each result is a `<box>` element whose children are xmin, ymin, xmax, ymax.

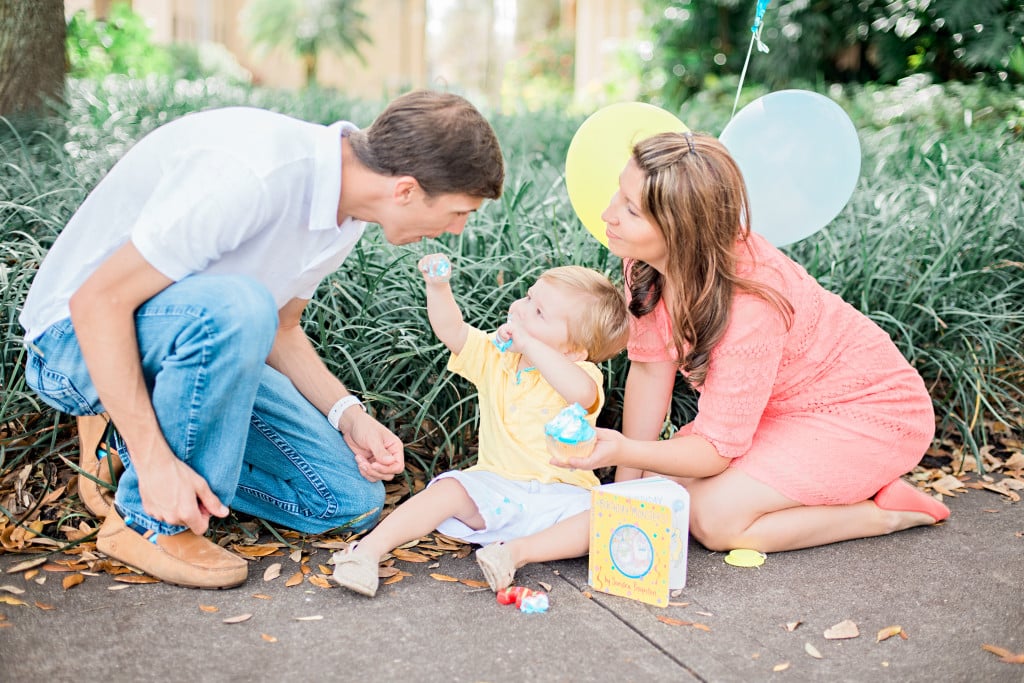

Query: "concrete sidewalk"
<box><xmin>1</xmin><ymin>488</ymin><xmax>1021</xmax><ymax>682</ymax></box>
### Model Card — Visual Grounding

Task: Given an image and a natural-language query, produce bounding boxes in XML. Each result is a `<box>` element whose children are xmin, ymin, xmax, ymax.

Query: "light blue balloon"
<box><xmin>719</xmin><ymin>90</ymin><xmax>861</xmax><ymax>247</ymax></box>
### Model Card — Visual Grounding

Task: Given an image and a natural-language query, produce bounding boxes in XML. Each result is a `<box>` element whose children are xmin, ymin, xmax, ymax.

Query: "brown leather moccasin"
<box><xmin>76</xmin><ymin>414</ymin><xmax>124</xmax><ymax>519</ymax></box>
<box><xmin>97</xmin><ymin>507</ymin><xmax>247</xmax><ymax>590</ymax></box>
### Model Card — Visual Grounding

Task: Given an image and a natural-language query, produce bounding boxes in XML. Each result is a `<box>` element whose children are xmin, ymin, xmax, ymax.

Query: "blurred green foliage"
<box><xmin>240</xmin><ymin>0</ymin><xmax>371</xmax><ymax>88</ymax></box>
<box><xmin>642</xmin><ymin>0</ymin><xmax>1024</xmax><ymax>110</ymax></box>
<box><xmin>66</xmin><ymin>3</ymin><xmax>170</xmax><ymax>79</ymax></box>
<box><xmin>66</xmin><ymin>2</ymin><xmax>250</xmax><ymax>83</ymax></box>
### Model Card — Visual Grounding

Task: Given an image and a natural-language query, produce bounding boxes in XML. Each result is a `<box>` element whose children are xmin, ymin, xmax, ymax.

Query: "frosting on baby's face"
<box><xmin>544</xmin><ymin>403</ymin><xmax>595</xmax><ymax>444</ymax></box>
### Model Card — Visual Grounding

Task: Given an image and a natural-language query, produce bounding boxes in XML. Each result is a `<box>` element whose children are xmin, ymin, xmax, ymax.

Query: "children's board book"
<box><xmin>588</xmin><ymin>476</ymin><xmax>690</xmax><ymax>607</ymax></box>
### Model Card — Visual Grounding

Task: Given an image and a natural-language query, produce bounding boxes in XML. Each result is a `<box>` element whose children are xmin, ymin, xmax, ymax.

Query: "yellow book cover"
<box><xmin>588</xmin><ymin>477</ymin><xmax>690</xmax><ymax>607</ymax></box>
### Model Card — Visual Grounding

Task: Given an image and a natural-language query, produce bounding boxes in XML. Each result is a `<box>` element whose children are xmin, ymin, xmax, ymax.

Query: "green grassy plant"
<box><xmin>1</xmin><ymin>77</ymin><xmax>1021</xmax><ymax>520</ymax></box>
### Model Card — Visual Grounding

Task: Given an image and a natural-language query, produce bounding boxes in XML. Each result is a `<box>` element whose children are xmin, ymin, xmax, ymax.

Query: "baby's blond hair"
<box><xmin>538</xmin><ymin>266</ymin><xmax>629</xmax><ymax>362</ymax></box>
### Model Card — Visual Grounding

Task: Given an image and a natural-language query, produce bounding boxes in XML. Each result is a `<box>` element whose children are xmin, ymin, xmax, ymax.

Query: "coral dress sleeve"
<box><xmin>691</xmin><ymin>293</ymin><xmax>788</xmax><ymax>458</ymax></box>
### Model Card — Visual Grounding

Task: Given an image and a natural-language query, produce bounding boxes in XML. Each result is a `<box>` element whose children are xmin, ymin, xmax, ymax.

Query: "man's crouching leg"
<box><xmin>233</xmin><ymin>366</ymin><xmax>386</xmax><ymax>535</ymax></box>
<box><xmin>97</xmin><ymin>275</ymin><xmax>279</xmax><ymax>589</ymax></box>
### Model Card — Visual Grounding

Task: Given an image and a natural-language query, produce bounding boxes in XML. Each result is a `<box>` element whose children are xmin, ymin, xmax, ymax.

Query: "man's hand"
<box><xmin>341</xmin><ymin>410</ymin><xmax>405</xmax><ymax>483</ymax></box>
<box><xmin>134</xmin><ymin>449</ymin><xmax>228</xmax><ymax>535</ymax></box>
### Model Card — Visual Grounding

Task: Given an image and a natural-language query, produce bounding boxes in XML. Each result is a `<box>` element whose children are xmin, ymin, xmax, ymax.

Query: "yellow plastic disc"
<box><xmin>724</xmin><ymin>549</ymin><xmax>767</xmax><ymax>568</ymax></box>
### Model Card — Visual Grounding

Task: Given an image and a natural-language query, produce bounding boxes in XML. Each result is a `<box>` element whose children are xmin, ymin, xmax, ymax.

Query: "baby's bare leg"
<box><xmin>503</xmin><ymin>510</ymin><xmax>591</xmax><ymax>569</ymax></box>
<box><xmin>355</xmin><ymin>478</ymin><xmax>484</xmax><ymax>560</ymax></box>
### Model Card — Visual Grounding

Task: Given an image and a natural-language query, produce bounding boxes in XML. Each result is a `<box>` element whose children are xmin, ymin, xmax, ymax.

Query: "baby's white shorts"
<box><xmin>432</xmin><ymin>469</ymin><xmax>592</xmax><ymax>545</ymax></box>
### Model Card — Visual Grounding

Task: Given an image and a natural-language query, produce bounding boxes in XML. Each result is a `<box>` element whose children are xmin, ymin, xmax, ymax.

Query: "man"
<box><xmin>20</xmin><ymin>90</ymin><xmax>504</xmax><ymax>589</ymax></box>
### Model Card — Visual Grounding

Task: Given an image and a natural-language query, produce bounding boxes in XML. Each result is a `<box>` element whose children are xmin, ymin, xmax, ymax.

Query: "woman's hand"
<box><xmin>552</xmin><ymin>427</ymin><xmax>628</xmax><ymax>471</ymax></box>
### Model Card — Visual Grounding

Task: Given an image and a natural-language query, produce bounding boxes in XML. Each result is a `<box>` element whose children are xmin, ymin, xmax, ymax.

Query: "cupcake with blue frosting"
<box><xmin>544</xmin><ymin>403</ymin><xmax>596</xmax><ymax>464</ymax></box>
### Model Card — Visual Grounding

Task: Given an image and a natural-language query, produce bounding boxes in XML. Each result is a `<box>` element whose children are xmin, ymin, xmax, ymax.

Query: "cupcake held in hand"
<box><xmin>544</xmin><ymin>403</ymin><xmax>596</xmax><ymax>464</ymax></box>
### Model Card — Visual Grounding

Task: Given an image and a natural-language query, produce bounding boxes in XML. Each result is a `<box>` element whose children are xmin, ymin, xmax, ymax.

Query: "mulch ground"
<box><xmin>1</xmin><ymin>418</ymin><xmax>1021</xmax><ymax>588</ymax></box>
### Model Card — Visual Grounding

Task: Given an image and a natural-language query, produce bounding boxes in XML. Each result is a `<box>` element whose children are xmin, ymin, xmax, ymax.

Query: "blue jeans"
<box><xmin>24</xmin><ymin>275</ymin><xmax>383</xmax><ymax>536</ymax></box>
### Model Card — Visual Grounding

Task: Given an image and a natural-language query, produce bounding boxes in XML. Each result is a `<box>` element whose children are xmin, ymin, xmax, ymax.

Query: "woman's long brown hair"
<box><xmin>628</xmin><ymin>132</ymin><xmax>793</xmax><ymax>387</ymax></box>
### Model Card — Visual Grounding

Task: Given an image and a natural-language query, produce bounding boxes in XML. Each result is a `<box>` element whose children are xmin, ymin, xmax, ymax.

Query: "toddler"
<box><xmin>332</xmin><ymin>254</ymin><xmax>629</xmax><ymax>596</ymax></box>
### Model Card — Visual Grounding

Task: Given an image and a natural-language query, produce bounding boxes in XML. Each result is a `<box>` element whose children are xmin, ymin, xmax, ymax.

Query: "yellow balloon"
<box><xmin>565</xmin><ymin>103</ymin><xmax>688</xmax><ymax>246</ymax></box>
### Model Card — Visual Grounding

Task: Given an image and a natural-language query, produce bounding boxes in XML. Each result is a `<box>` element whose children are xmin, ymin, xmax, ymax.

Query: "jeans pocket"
<box><xmin>24</xmin><ymin>350</ymin><xmax>95</xmax><ymax>416</ymax></box>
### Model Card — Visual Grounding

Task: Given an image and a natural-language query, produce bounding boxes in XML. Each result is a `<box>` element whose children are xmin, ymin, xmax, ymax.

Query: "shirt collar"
<box><xmin>308</xmin><ymin>120</ymin><xmax>359</xmax><ymax>232</ymax></box>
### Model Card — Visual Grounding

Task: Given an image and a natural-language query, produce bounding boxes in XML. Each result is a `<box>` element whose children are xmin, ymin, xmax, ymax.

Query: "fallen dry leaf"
<box><xmin>311</xmin><ymin>540</ymin><xmax>350</xmax><ymax>551</ymax></box>
<box><xmin>668</xmin><ymin>601</ymin><xmax>691</xmax><ymax>608</ymax></box>
<box><xmin>929</xmin><ymin>474</ymin><xmax>965</xmax><ymax>496</ymax></box>
<box><xmin>459</xmin><ymin>578</ymin><xmax>489</xmax><ymax>589</ymax></box>
<box><xmin>5</xmin><ymin>557</ymin><xmax>47</xmax><ymax>573</ymax></box>
<box><xmin>824</xmin><ymin>619</ymin><xmax>860</xmax><ymax>640</ymax></box>
<box><xmin>657</xmin><ymin>615</ymin><xmax>690</xmax><ymax>626</ymax></box>
<box><xmin>692</xmin><ymin>623</ymin><xmax>711</xmax><ymax>632</ymax></box>
<box><xmin>107</xmin><ymin>585</ymin><xmax>130</xmax><ymax>591</ymax></box>
<box><xmin>252</xmin><ymin>594</ymin><xmax>272</xmax><ymax>600</ymax></box>
<box><xmin>307</xmin><ymin>575</ymin><xmax>332</xmax><ymax>589</ymax></box>
<box><xmin>877</xmin><ymin>625</ymin><xmax>904</xmax><ymax>642</ymax></box>
<box><xmin>113</xmin><ymin>575</ymin><xmax>159</xmax><ymax>584</ymax></box>
<box><xmin>982</xmin><ymin>644</ymin><xmax>1024</xmax><ymax>664</ymax></box>
<box><xmin>785</xmin><ymin>621</ymin><xmax>802</xmax><ymax>632</ymax></box>
<box><xmin>34</xmin><ymin>602</ymin><xmax>55</xmax><ymax>610</ymax></box>
<box><xmin>261</xmin><ymin>633</ymin><xmax>277</xmax><ymax>643</ymax></box>
<box><xmin>222</xmin><ymin>613</ymin><xmax>252</xmax><ymax>624</ymax></box>
<box><xmin>289</xmin><ymin>549</ymin><xmax>303</xmax><ymax>563</ymax></box>
<box><xmin>318</xmin><ymin>564</ymin><xmax>332</xmax><ymax>575</ymax></box>
<box><xmin>378</xmin><ymin>566</ymin><xmax>401</xmax><ymax>578</ymax></box>
<box><xmin>24</xmin><ymin>570</ymin><xmax>39</xmax><ymax>581</ymax></box>
<box><xmin>429</xmin><ymin>573</ymin><xmax>459</xmax><ymax>582</ymax></box>
<box><xmin>263</xmin><ymin>563</ymin><xmax>282</xmax><ymax>582</ymax></box>
<box><xmin>62</xmin><ymin>574</ymin><xmax>84</xmax><ymax>590</ymax></box>
<box><xmin>382</xmin><ymin>573</ymin><xmax>405</xmax><ymax>586</ymax></box>
<box><xmin>231</xmin><ymin>544</ymin><xmax>283</xmax><ymax>558</ymax></box>
<box><xmin>42</xmin><ymin>563</ymin><xmax>77</xmax><ymax>573</ymax></box>
<box><xmin>773</xmin><ymin>662</ymin><xmax>790</xmax><ymax>672</ymax></box>
<box><xmin>294</xmin><ymin>615</ymin><xmax>323</xmax><ymax>621</ymax></box>
<box><xmin>0</xmin><ymin>596</ymin><xmax>26</xmax><ymax>607</ymax></box>
<box><xmin>538</xmin><ymin>581</ymin><xmax>552</xmax><ymax>592</ymax></box>
<box><xmin>199</xmin><ymin>605</ymin><xmax>219</xmax><ymax>613</ymax></box>
<box><xmin>805</xmin><ymin>643</ymin><xmax>823</xmax><ymax>659</ymax></box>
<box><xmin>391</xmin><ymin>548</ymin><xmax>430</xmax><ymax>563</ymax></box>
<box><xmin>0</xmin><ymin>585</ymin><xmax>25</xmax><ymax>595</ymax></box>
<box><xmin>284</xmin><ymin>571</ymin><xmax>303</xmax><ymax>587</ymax></box>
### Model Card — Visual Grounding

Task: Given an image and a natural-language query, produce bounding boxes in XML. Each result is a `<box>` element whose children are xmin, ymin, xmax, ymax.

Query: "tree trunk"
<box><xmin>0</xmin><ymin>0</ymin><xmax>67</xmax><ymax>119</ymax></box>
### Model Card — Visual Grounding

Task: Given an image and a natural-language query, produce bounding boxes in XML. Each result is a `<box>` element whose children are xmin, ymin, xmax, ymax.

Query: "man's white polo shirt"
<box><xmin>20</xmin><ymin>107</ymin><xmax>365</xmax><ymax>342</ymax></box>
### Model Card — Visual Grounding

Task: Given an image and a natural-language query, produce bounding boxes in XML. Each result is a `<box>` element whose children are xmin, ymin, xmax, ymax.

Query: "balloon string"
<box><xmin>731</xmin><ymin>31</ymin><xmax>757</xmax><ymax>121</ymax></box>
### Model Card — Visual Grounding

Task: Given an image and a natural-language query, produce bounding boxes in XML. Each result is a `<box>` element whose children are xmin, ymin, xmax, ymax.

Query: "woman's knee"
<box><xmin>688</xmin><ymin>510</ymin><xmax>738</xmax><ymax>552</ymax></box>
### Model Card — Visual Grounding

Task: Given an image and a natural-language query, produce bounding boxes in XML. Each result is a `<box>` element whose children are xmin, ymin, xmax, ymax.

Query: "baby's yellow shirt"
<box><xmin>447</xmin><ymin>327</ymin><xmax>603</xmax><ymax>488</ymax></box>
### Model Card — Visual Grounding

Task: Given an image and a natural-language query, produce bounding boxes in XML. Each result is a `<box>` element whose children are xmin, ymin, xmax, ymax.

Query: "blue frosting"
<box><xmin>544</xmin><ymin>403</ymin><xmax>595</xmax><ymax>444</ymax></box>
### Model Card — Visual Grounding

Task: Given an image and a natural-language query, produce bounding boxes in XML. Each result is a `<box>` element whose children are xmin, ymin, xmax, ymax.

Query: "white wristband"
<box><xmin>328</xmin><ymin>395</ymin><xmax>366</xmax><ymax>431</ymax></box>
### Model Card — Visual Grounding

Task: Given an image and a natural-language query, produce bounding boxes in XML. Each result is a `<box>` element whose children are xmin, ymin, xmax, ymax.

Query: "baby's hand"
<box><xmin>418</xmin><ymin>253</ymin><xmax>453</xmax><ymax>283</ymax></box>
<box><xmin>496</xmin><ymin>317</ymin><xmax>537</xmax><ymax>356</ymax></box>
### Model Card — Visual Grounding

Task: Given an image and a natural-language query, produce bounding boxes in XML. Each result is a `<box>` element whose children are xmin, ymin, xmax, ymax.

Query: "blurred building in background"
<box><xmin>63</xmin><ymin>0</ymin><xmax>643</xmax><ymax>107</ymax></box>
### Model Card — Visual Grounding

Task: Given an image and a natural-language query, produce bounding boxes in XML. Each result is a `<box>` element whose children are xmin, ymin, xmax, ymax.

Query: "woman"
<box><xmin>472</xmin><ymin>132</ymin><xmax>948</xmax><ymax>591</ymax></box>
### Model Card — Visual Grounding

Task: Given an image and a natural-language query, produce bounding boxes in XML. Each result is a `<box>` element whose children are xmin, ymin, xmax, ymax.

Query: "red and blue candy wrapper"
<box><xmin>496</xmin><ymin>586</ymin><xmax>549</xmax><ymax>613</ymax></box>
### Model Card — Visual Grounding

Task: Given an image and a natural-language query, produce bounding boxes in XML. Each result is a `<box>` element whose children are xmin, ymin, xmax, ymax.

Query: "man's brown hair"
<box><xmin>348</xmin><ymin>90</ymin><xmax>504</xmax><ymax>200</ymax></box>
